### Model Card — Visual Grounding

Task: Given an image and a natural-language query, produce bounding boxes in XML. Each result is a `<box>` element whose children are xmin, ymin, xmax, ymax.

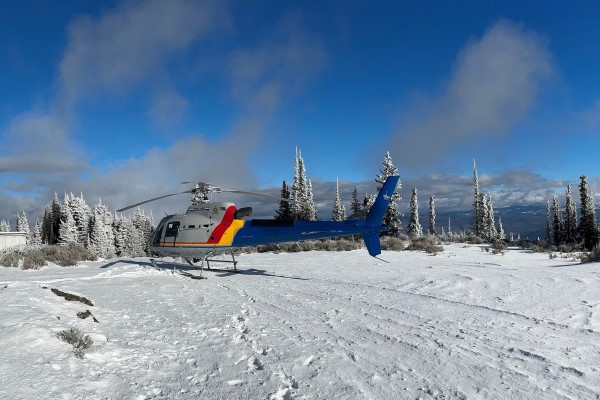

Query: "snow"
<box><xmin>1</xmin><ymin>244</ymin><xmax>599</xmax><ymax>399</ymax></box>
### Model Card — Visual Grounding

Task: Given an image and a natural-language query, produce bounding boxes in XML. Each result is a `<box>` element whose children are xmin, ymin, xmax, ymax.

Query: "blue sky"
<box><xmin>1</xmin><ymin>0</ymin><xmax>600</xmax><ymax>224</ymax></box>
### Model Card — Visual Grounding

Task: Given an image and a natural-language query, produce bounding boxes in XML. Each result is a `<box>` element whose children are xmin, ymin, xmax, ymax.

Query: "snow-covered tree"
<box><xmin>275</xmin><ymin>180</ymin><xmax>293</xmax><ymax>220</ymax></box>
<box><xmin>375</xmin><ymin>151</ymin><xmax>401</xmax><ymax>236</ymax></box>
<box><xmin>89</xmin><ymin>200</ymin><xmax>116</xmax><ymax>258</ymax></box>
<box><xmin>67</xmin><ymin>192</ymin><xmax>91</xmax><ymax>246</ymax></box>
<box><xmin>428</xmin><ymin>195</ymin><xmax>436</xmax><ymax>235</ymax></box>
<box><xmin>15</xmin><ymin>211</ymin><xmax>31</xmax><ymax>240</ymax></box>
<box><xmin>332</xmin><ymin>179</ymin><xmax>346</xmax><ymax>221</ymax></box>
<box><xmin>32</xmin><ymin>219</ymin><xmax>42</xmax><ymax>246</ymax></box>
<box><xmin>472</xmin><ymin>159</ymin><xmax>481</xmax><ymax>236</ymax></box>
<box><xmin>545</xmin><ymin>199</ymin><xmax>552</xmax><ymax>243</ymax></box>
<box><xmin>305</xmin><ymin>179</ymin><xmax>317</xmax><ymax>221</ymax></box>
<box><xmin>362</xmin><ymin>192</ymin><xmax>375</xmax><ymax>217</ymax></box>
<box><xmin>133</xmin><ymin>208</ymin><xmax>153</xmax><ymax>256</ymax></box>
<box><xmin>51</xmin><ymin>192</ymin><xmax>61</xmax><ymax>244</ymax></box>
<box><xmin>552</xmin><ymin>195</ymin><xmax>562</xmax><ymax>246</ymax></box>
<box><xmin>113</xmin><ymin>214</ymin><xmax>134</xmax><ymax>257</ymax></box>
<box><xmin>41</xmin><ymin>205</ymin><xmax>52</xmax><ymax>244</ymax></box>
<box><xmin>291</xmin><ymin>148</ymin><xmax>317</xmax><ymax>221</ymax></box>
<box><xmin>579</xmin><ymin>175</ymin><xmax>599</xmax><ymax>250</ymax></box>
<box><xmin>58</xmin><ymin>205</ymin><xmax>77</xmax><ymax>245</ymax></box>
<box><xmin>497</xmin><ymin>218</ymin><xmax>505</xmax><ymax>240</ymax></box>
<box><xmin>407</xmin><ymin>188</ymin><xmax>422</xmax><ymax>238</ymax></box>
<box><xmin>564</xmin><ymin>184</ymin><xmax>577</xmax><ymax>244</ymax></box>
<box><xmin>485</xmin><ymin>194</ymin><xmax>497</xmax><ymax>240</ymax></box>
<box><xmin>0</xmin><ymin>219</ymin><xmax>10</xmax><ymax>232</ymax></box>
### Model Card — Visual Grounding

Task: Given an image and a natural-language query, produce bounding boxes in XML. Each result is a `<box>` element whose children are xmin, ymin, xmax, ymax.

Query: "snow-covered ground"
<box><xmin>1</xmin><ymin>244</ymin><xmax>599</xmax><ymax>399</ymax></box>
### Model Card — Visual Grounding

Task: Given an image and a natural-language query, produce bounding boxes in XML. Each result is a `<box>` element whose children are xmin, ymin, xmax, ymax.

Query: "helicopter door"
<box><xmin>164</xmin><ymin>221</ymin><xmax>180</xmax><ymax>246</ymax></box>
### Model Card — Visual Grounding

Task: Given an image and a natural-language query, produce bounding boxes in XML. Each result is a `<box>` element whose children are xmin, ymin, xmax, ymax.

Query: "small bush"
<box><xmin>1</xmin><ymin>243</ymin><xmax>97</xmax><ymax>268</ymax></box>
<box><xmin>0</xmin><ymin>253</ymin><xmax>20</xmax><ymax>268</ymax></box>
<box><xmin>407</xmin><ymin>236</ymin><xmax>443</xmax><ymax>254</ymax></box>
<box><xmin>491</xmin><ymin>240</ymin><xmax>507</xmax><ymax>255</ymax></box>
<box><xmin>380</xmin><ymin>236</ymin><xmax>406</xmax><ymax>251</ymax></box>
<box><xmin>43</xmin><ymin>243</ymin><xmax>97</xmax><ymax>266</ymax></box>
<box><xmin>467</xmin><ymin>235</ymin><xmax>484</xmax><ymax>245</ymax></box>
<box><xmin>56</xmin><ymin>327</ymin><xmax>93</xmax><ymax>359</ymax></box>
<box><xmin>579</xmin><ymin>246</ymin><xmax>600</xmax><ymax>263</ymax></box>
<box><xmin>22</xmin><ymin>252</ymin><xmax>47</xmax><ymax>270</ymax></box>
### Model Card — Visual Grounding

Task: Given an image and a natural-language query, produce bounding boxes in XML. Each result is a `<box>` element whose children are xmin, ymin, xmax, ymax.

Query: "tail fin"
<box><xmin>363</xmin><ymin>175</ymin><xmax>400</xmax><ymax>257</ymax></box>
<box><xmin>366</xmin><ymin>175</ymin><xmax>400</xmax><ymax>226</ymax></box>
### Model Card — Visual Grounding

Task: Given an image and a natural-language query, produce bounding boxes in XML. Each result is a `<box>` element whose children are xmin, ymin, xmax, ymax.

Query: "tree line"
<box><xmin>0</xmin><ymin>192</ymin><xmax>153</xmax><ymax>258</ymax></box>
<box><xmin>545</xmin><ymin>175</ymin><xmax>599</xmax><ymax>251</ymax></box>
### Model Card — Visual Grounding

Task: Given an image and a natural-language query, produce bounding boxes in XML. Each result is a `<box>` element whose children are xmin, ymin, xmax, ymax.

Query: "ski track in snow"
<box><xmin>1</xmin><ymin>245</ymin><xmax>599</xmax><ymax>399</ymax></box>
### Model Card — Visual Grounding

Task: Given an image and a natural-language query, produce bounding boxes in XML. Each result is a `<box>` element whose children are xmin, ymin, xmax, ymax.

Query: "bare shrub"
<box><xmin>42</xmin><ymin>243</ymin><xmax>97</xmax><ymax>266</ymax></box>
<box><xmin>56</xmin><ymin>327</ymin><xmax>93</xmax><ymax>359</ymax></box>
<box><xmin>0</xmin><ymin>253</ymin><xmax>20</xmax><ymax>267</ymax></box>
<box><xmin>380</xmin><ymin>236</ymin><xmax>406</xmax><ymax>251</ymax></box>
<box><xmin>407</xmin><ymin>236</ymin><xmax>443</xmax><ymax>254</ymax></box>
<box><xmin>22</xmin><ymin>251</ymin><xmax>47</xmax><ymax>270</ymax></box>
<box><xmin>579</xmin><ymin>245</ymin><xmax>600</xmax><ymax>263</ymax></box>
<box><xmin>491</xmin><ymin>240</ymin><xmax>507</xmax><ymax>255</ymax></box>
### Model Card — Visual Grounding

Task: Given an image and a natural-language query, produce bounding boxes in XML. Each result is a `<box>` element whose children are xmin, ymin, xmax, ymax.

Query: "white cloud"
<box><xmin>58</xmin><ymin>0</ymin><xmax>230</xmax><ymax>111</ymax></box>
<box><xmin>390</xmin><ymin>20</ymin><xmax>555</xmax><ymax>166</ymax></box>
<box><xmin>0</xmin><ymin>112</ymin><xmax>88</xmax><ymax>173</ymax></box>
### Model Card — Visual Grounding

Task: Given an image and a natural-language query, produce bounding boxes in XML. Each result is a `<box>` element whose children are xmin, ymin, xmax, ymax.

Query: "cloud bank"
<box><xmin>390</xmin><ymin>20</ymin><xmax>555</xmax><ymax>167</ymax></box>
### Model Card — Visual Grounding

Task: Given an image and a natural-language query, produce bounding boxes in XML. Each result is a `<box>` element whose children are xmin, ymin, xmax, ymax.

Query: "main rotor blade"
<box><xmin>117</xmin><ymin>190</ymin><xmax>192</xmax><ymax>212</ymax></box>
<box><xmin>221</xmin><ymin>189</ymin><xmax>292</xmax><ymax>202</ymax></box>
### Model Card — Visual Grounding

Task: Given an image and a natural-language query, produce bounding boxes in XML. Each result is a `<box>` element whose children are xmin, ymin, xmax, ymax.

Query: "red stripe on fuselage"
<box><xmin>207</xmin><ymin>206</ymin><xmax>236</xmax><ymax>244</ymax></box>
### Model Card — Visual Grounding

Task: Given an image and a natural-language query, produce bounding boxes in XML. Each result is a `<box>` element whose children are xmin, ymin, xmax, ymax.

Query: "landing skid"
<box><xmin>149</xmin><ymin>252</ymin><xmax>240</xmax><ymax>279</ymax></box>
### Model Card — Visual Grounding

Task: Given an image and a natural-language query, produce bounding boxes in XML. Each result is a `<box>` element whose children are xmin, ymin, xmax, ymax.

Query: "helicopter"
<box><xmin>117</xmin><ymin>175</ymin><xmax>400</xmax><ymax>274</ymax></box>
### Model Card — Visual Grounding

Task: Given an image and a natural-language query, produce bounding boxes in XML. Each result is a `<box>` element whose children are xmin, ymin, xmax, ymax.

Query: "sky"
<box><xmin>1</xmin><ymin>0</ymin><xmax>600</xmax><ymax>226</ymax></box>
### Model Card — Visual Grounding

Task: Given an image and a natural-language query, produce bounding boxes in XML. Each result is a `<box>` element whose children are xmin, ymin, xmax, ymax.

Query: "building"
<box><xmin>0</xmin><ymin>232</ymin><xmax>27</xmax><ymax>252</ymax></box>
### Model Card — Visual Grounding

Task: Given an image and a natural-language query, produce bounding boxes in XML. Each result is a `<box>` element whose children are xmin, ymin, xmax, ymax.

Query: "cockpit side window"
<box><xmin>165</xmin><ymin>221</ymin><xmax>180</xmax><ymax>237</ymax></box>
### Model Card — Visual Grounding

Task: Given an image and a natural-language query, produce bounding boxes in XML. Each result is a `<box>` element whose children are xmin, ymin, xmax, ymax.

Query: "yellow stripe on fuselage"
<box><xmin>218</xmin><ymin>219</ymin><xmax>245</xmax><ymax>245</ymax></box>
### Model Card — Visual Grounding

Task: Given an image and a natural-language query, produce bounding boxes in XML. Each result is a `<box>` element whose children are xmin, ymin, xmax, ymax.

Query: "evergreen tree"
<box><xmin>51</xmin><ymin>192</ymin><xmax>61</xmax><ymax>244</ymax></box>
<box><xmin>332</xmin><ymin>179</ymin><xmax>346</xmax><ymax>221</ymax></box>
<box><xmin>349</xmin><ymin>187</ymin><xmax>364</xmax><ymax>219</ymax></box>
<box><xmin>133</xmin><ymin>208</ymin><xmax>153</xmax><ymax>256</ymax></box>
<box><xmin>89</xmin><ymin>200</ymin><xmax>116</xmax><ymax>258</ymax></box>
<box><xmin>306</xmin><ymin>179</ymin><xmax>318</xmax><ymax>221</ymax></box>
<box><xmin>32</xmin><ymin>219</ymin><xmax>42</xmax><ymax>246</ymax></box>
<box><xmin>68</xmin><ymin>192</ymin><xmax>91</xmax><ymax>246</ymax></box>
<box><xmin>41</xmin><ymin>206</ymin><xmax>52</xmax><ymax>244</ymax></box>
<box><xmin>552</xmin><ymin>195</ymin><xmax>562</xmax><ymax>246</ymax></box>
<box><xmin>407</xmin><ymin>188</ymin><xmax>422</xmax><ymax>238</ymax></box>
<box><xmin>579</xmin><ymin>175</ymin><xmax>599</xmax><ymax>250</ymax></box>
<box><xmin>428</xmin><ymin>195</ymin><xmax>436</xmax><ymax>235</ymax></box>
<box><xmin>16</xmin><ymin>211</ymin><xmax>31</xmax><ymax>243</ymax></box>
<box><xmin>485</xmin><ymin>194</ymin><xmax>497</xmax><ymax>240</ymax></box>
<box><xmin>275</xmin><ymin>180</ymin><xmax>293</xmax><ymax>220</ymax></box>
<box><xmin>292</xmin><ymin>148</ymin><xmax>307</xmax><ymax>219</ymax></box>
<box><xmin>113</xmin><ymin>214</ymin><xmax>136</xmax><ymax>257</ymax></box>
<box><xmin>545</xmin><ymin>199</ymin><xmax>552</xmax><ymax>243</ymax></box>
<box><xmin>472</xmin><ymin>159</ymin><xmax>481</xmax><ymax>236</ymax></box>
<box><xmin>564</xmin><ymin>185</ymin><xmax>577</xmax><ymax>244</ymax></box>
<box><xmin>58</xmin><ymin>205</ymin><xmax>77</xmax><ymax>245</ymax></box>
<box><xmin>375</xmin><ymin>151</ymin><xmax>401</xmax><ymax>236</ymax></box>
<box><xmin>363</xmin><ymin>193</ymin><xmax>375</xmax><ymax>217</ymax></box>
<box><xmin>497</xmin><ymin>218</ymin><xmax>505</xmax><ymax>240</ymax></box>
<box><xmin>477</xmin><ymin>192</ymin><xmax>486</xmax><ymax>238</ymax></box>
<box><xmin>291</xmin><ymin>148</ymin><xmax>317</xmax><ymax>221</ymax></box>
<box><xmin>0</xmin><ymin>219</ymin><xmax>10</xmax><ymax>232</ymax></box>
